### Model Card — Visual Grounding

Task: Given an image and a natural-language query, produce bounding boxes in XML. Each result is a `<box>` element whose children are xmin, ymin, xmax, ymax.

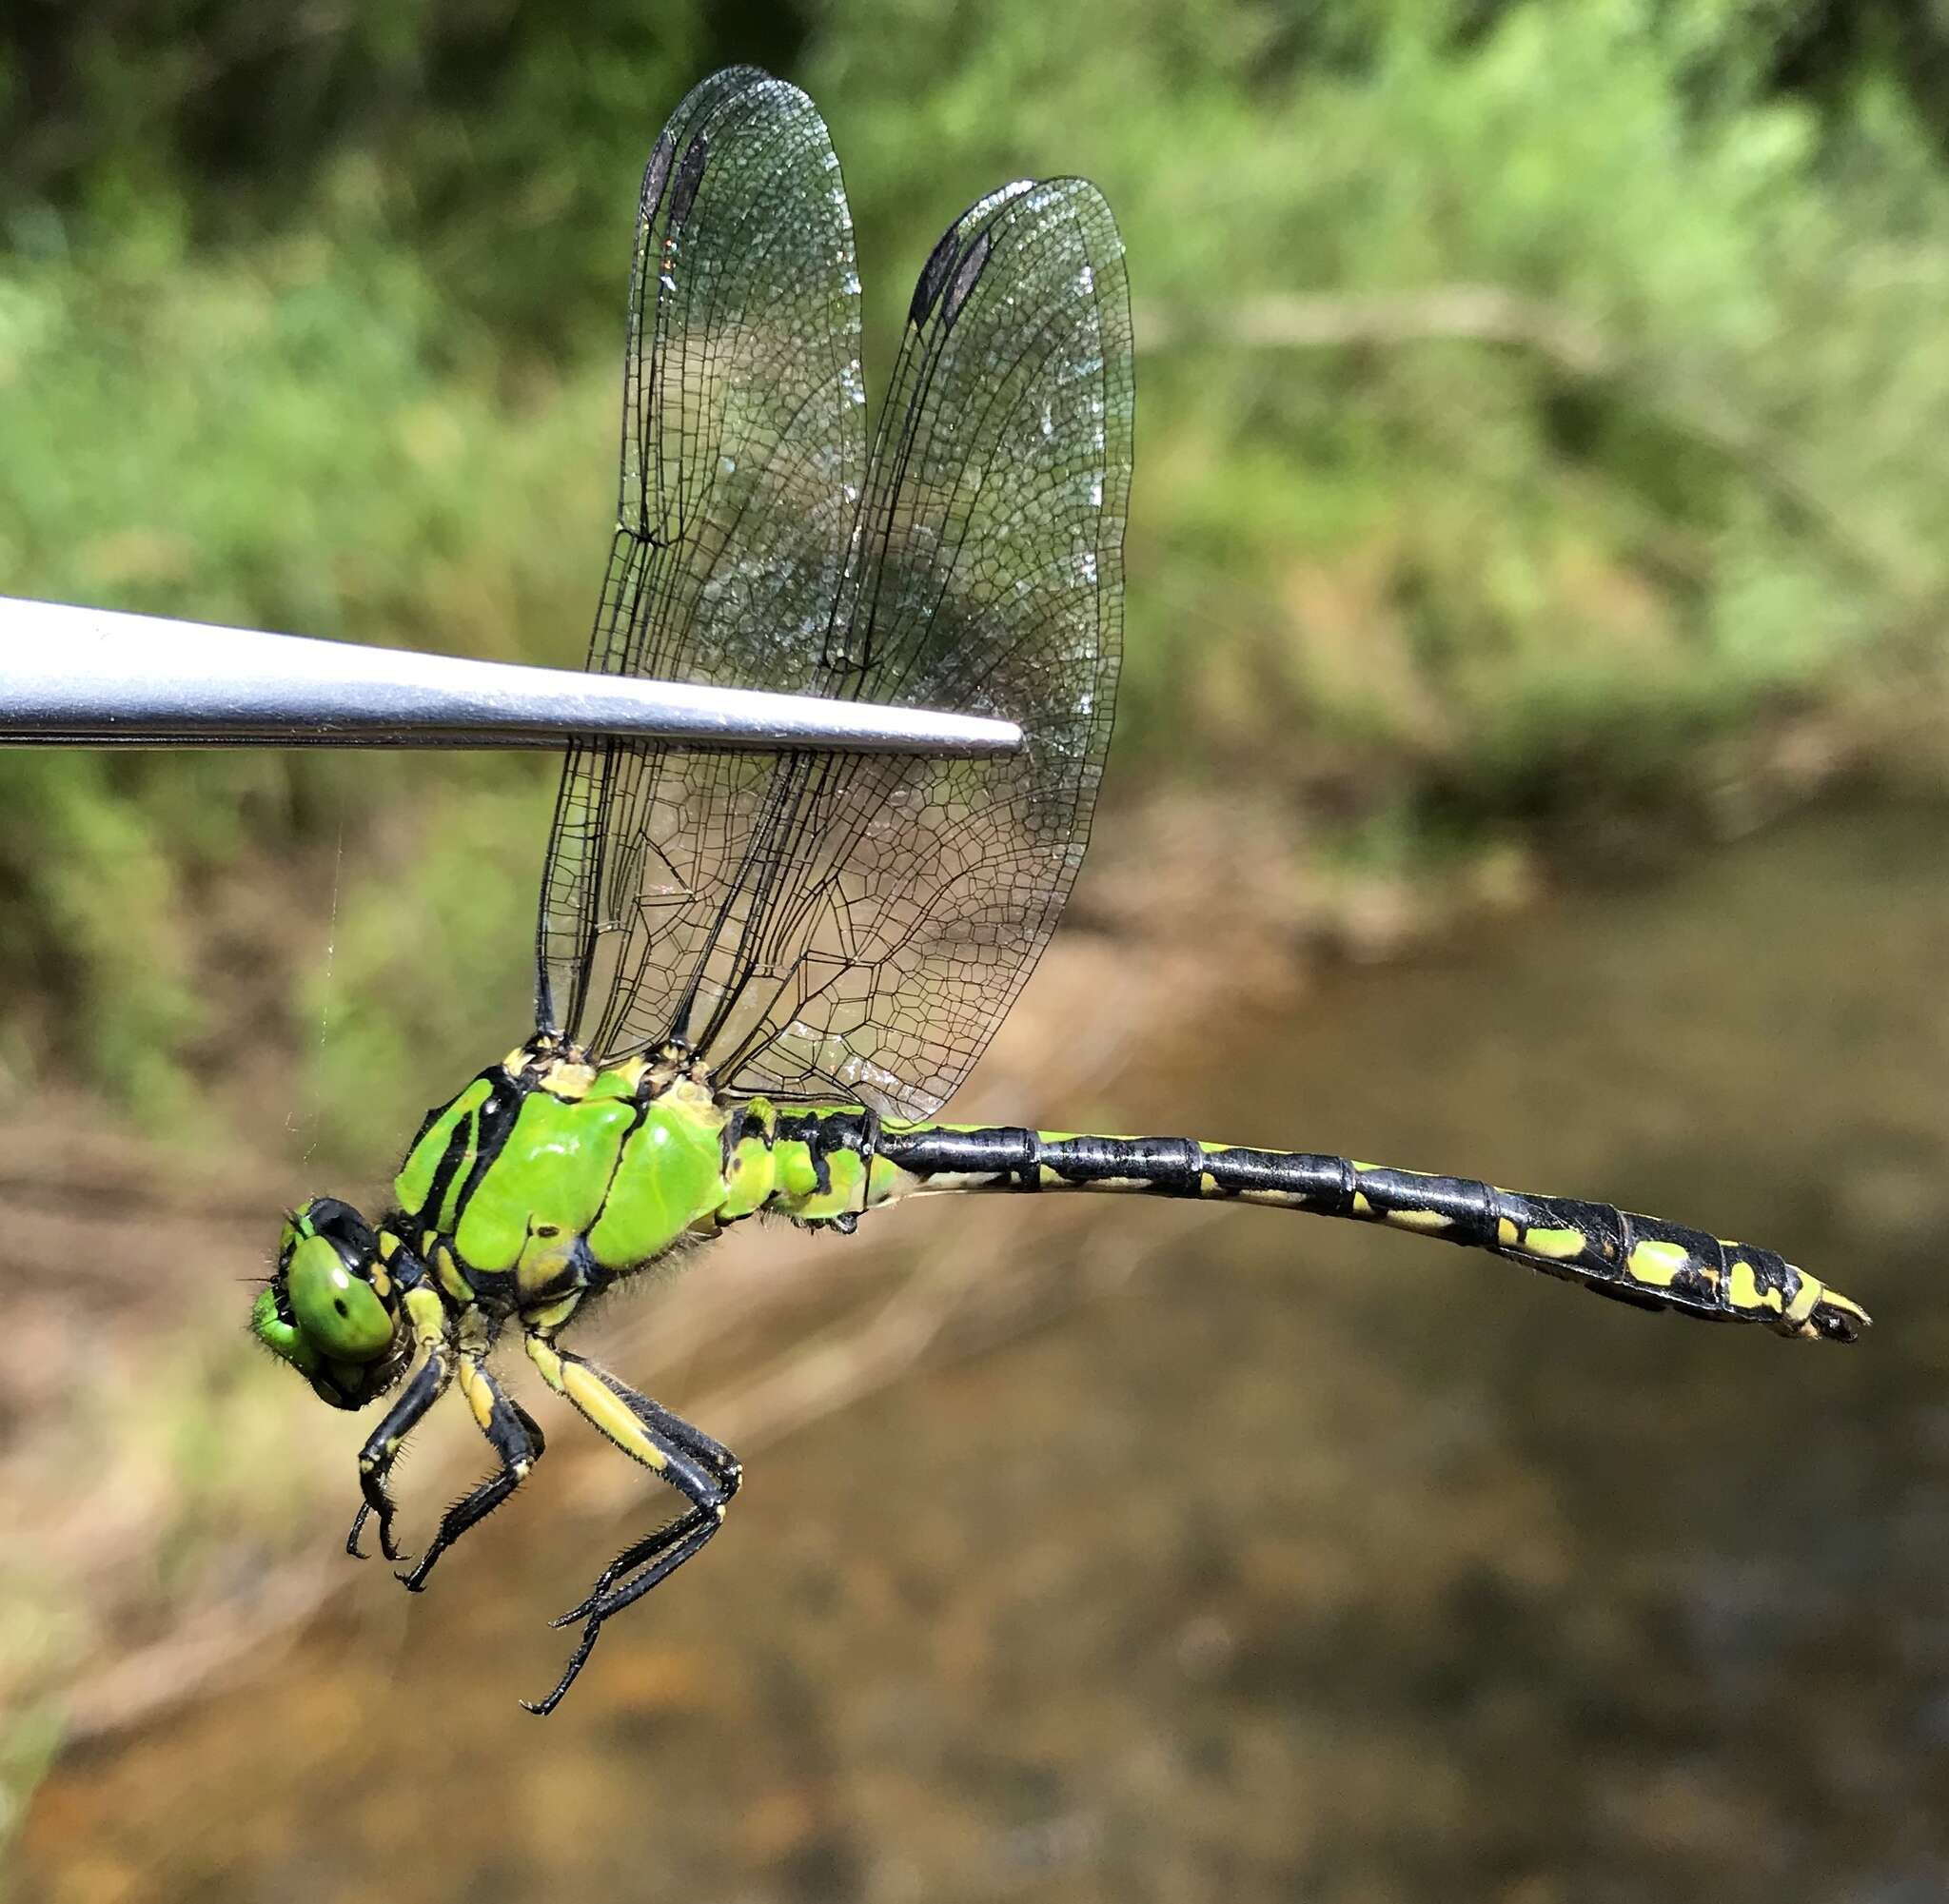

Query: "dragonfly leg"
<box><xmin>521</xmin><ymin>1332</ymin><xmax>740</xmax><ymax>1715</ymax></box>
<box><xmin>395</xmin><ymin>1351</ymin><xmax>546</xmax><ymax>1593</ymax></box>
<box><xmin>346</xmin><ymin>1336</ymin><xmax>455</xmax><ymax>1562</ymax></box>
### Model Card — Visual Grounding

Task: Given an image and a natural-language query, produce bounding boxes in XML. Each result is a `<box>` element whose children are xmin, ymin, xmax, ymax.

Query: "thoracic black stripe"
<box><xmin>420</xmin><ymin>1113</ymin><xmax>476</xmax><ymax>1230</ymax></box>
<box><xmin>582</xmin><ymin>1099</ymin><xmax>650</xmax><ymax>1242</ymax></box>
<box><xmin>443</xmin><ymin>1070</ymin><xmax>526</xmax><ymax>1228</ymax></box>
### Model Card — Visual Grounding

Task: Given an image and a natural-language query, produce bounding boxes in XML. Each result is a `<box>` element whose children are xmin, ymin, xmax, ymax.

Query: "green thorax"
<box><xmin>389</xmin><ymin>1043</ymin><xmax>916</xmax><ymax>1298</ymax></box>
<box><xmin>393</xmin><ymin>1046</ymin><xmax>730</xmax><ymax>1289</ymax></box>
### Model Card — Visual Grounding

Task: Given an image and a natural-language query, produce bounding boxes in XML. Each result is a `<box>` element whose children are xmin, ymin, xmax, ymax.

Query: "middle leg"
<box><xmin>395</xmin><ymin>1346</ymin><xmax>547</xmax><ymax>1593</ymax></box>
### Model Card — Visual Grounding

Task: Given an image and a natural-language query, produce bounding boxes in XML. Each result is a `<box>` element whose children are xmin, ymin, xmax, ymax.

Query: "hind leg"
<box><xmin>395</xmin><ymin>1345</ymin><xmax>546</xmax><ymax>1591</ymax></box>
<box><xmin>520</xmin><ymin>1331</ymin><xmax>739</xmax><ymax>1715</ymax></box>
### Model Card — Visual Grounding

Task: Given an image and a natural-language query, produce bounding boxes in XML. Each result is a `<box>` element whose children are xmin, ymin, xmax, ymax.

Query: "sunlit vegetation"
<box><xmin>4</xmin><ymin>0</ymin><xmax>1946</xmax><ymax>1125</ymax></box>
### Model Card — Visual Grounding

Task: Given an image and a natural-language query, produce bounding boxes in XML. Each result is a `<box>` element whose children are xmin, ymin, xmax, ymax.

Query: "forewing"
<box><xmin>677</xmin><ymin>178</ymin><xmax>1133</xmax><ymax>1116</ymax></box>
<box><xmin>537</xmin><ymin>68</ymin><xmax>868</xmax><ymax>1035</ymax></box>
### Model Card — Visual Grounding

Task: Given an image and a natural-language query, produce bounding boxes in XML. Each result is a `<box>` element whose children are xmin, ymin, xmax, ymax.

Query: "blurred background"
<box><xmin>4</xmin><ymin>1</ymin><xmax>1948</xmax><ymax>1897</ymax></box>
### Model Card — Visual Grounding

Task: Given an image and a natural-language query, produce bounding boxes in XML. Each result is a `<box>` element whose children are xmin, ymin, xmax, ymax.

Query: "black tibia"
<box><xmin>347</xmin><ymin>1340</ymin><xmax>454</xmax><ymax>1562</ymax></box>
<box><xmin>526</xmin><ymin>1509</ymin><xmax>723</xmax><ymax>1719</ymax></box>
<box><xmin>525</xmin><ymin>1353</ymin><xmax>740</xmax><ymax>1718</ymax></box>
<box><xmin>397</xmin><ymin>1368</ymin><xmax>546</xmax><ymax>1593</ymax></box>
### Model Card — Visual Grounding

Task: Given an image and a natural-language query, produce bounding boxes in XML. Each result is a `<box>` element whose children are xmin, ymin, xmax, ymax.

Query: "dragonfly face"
<box><xmin>252</xmin><ymin>1197</ymin><xmax>410</xmax><ymax>1409</ymax></box>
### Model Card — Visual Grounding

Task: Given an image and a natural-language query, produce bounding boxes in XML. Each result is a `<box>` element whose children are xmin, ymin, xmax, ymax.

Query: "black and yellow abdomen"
<box><xmin>856</xmin><ymin>1123</ymin><xmax>1869</xmax><ymax>1343</ymax></box>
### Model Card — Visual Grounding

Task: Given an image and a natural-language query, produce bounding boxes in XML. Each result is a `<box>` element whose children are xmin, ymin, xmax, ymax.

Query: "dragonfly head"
<box><xmin>252</xmin><ymin>1197</ymin><xmax>411</xmax><ymax>1409</ymax></box>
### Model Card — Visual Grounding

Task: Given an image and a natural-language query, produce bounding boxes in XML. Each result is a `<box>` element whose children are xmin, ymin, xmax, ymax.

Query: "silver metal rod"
<box><xmin>0</xmin><ymin>597</ymin><xmax>1021</xmax><ymax>756</ymax></box>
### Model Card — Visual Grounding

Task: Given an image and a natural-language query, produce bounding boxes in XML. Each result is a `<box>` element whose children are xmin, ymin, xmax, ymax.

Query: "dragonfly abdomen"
<box><xmin>871</xmin><ymin>1124</ymin><xmax>1868</xmax><ymax>1344</ymax></box>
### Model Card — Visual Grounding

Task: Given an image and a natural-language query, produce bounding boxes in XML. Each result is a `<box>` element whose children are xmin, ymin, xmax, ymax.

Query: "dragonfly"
<box><xmin>252</xmin><ymin>66</ymin><xmax>1869</xmax><ymax>1716</ymax></box>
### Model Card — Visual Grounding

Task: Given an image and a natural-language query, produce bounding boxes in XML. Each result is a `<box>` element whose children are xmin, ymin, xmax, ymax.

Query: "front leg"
<box><xmin>344</xmin><ymin>1285</ymin><xmax>460</xmax><ymax>1560</ymax></box>
<box><xmin>396</xmin><ymin>1352</ymin><xmax>545</xmax><ymax>1592</ymax></box>
<box><xmin>346</xmin><ymin>1338</ymin><xmax>454</xmax><ymax>1562</ymax></box>
<box><xmin>522</xmin><ymin>1332</ymin><xmax>740</xmax><ymax>1715</ymax></box>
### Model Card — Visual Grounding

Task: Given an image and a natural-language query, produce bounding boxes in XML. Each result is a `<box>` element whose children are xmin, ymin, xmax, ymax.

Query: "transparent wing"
<box><xmin>537</xmin><ymin>67</ymin><xmax>869</xmax><ymax>1033</ymax></box>
<box><xmin>683</xmin><ymin>179</ymin><xmax>1132</xmax><ymax>1114</ymax></box>
<box><xmin>541</xmin><ymin>93</ymin><xmax>1132</xmax><ymax>1119</ymax></box>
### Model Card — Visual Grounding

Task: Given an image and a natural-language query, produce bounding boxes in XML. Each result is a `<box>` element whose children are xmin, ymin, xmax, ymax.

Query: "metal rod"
<box><xmin>0</xmin><ymin>597</ymin><xmax>1022</xmax><ymax>756</ymax></box>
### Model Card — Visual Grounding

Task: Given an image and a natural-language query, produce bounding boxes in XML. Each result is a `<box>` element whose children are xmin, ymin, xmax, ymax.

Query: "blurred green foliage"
<box><xmin>3</xmin><ymin>0</ymin><xmax>1946</xmax><ymax>1139</ymax></box>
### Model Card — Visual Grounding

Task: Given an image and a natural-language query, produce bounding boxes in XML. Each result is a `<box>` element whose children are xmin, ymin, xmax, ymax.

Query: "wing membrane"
<box><xmin>541</xmin><ymin>73</ymin><xmax>1132</xmax><ymax>1119</ymax></box>
<box><xmin>538</xmin><ymin>68</ymin><xmax>868</xmax><ymax>1032</ymax></box>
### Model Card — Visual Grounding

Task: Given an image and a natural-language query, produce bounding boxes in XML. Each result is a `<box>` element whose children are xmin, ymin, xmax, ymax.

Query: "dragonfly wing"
<box><xmin>538</xmin><ymin>67</ymin><xmax>869</xmax><ymax>1037</ymax></box>
<box><xmin>679</xmin><ymin>177</ymin><xmax>1133</xmax><ymax>1115</ymax></box>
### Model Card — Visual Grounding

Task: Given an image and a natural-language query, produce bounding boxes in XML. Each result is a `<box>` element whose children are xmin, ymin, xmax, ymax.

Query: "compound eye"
<box><xmin>286</xmin><ymin>1233</ymin><xmax>395</xmax><ymax>1362</ymax></box>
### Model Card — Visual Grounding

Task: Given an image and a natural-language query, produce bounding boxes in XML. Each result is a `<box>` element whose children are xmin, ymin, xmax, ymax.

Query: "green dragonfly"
<box><xmin>253</xmin><ymin>67</ymin><xmax>1868</xmax><ymax>1715</ymax></box>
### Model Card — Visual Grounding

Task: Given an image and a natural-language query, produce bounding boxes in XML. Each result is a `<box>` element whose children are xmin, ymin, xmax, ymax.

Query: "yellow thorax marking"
<box><xmin>502</xmin><ymin>1037</ymin><xmax>605</xmax><ymax>1100</ymax></box>
<box><xmin>658</xmin><ymin>1073</ymin><xmax>719</xmax><ymax>1115</ymax></box>
<box><xmin>617</xmin><ymin>1055</ymin><xmax>651</xmax><ymax>1091</ymax></box>
<box><xmin>430</xmin><ymin>1239</ymin><xmax>472</xmax><ymax>1305</ymax></box>
<box><xmin>540</xmin><ymin>1056</ymin><xmax>598</xmax><ymax>1098</ymax></box>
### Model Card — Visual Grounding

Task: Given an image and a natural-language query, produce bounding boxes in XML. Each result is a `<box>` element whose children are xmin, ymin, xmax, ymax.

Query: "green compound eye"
<box><xmin>285</xmin><ymin>1232</ymin><xmax>396</xmax><ymax>1363</ymax></box>
<box><xmin>251</xmin><ymin>1283</ymin><xmax>319</xmax><ymax>1375</ymax></box>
